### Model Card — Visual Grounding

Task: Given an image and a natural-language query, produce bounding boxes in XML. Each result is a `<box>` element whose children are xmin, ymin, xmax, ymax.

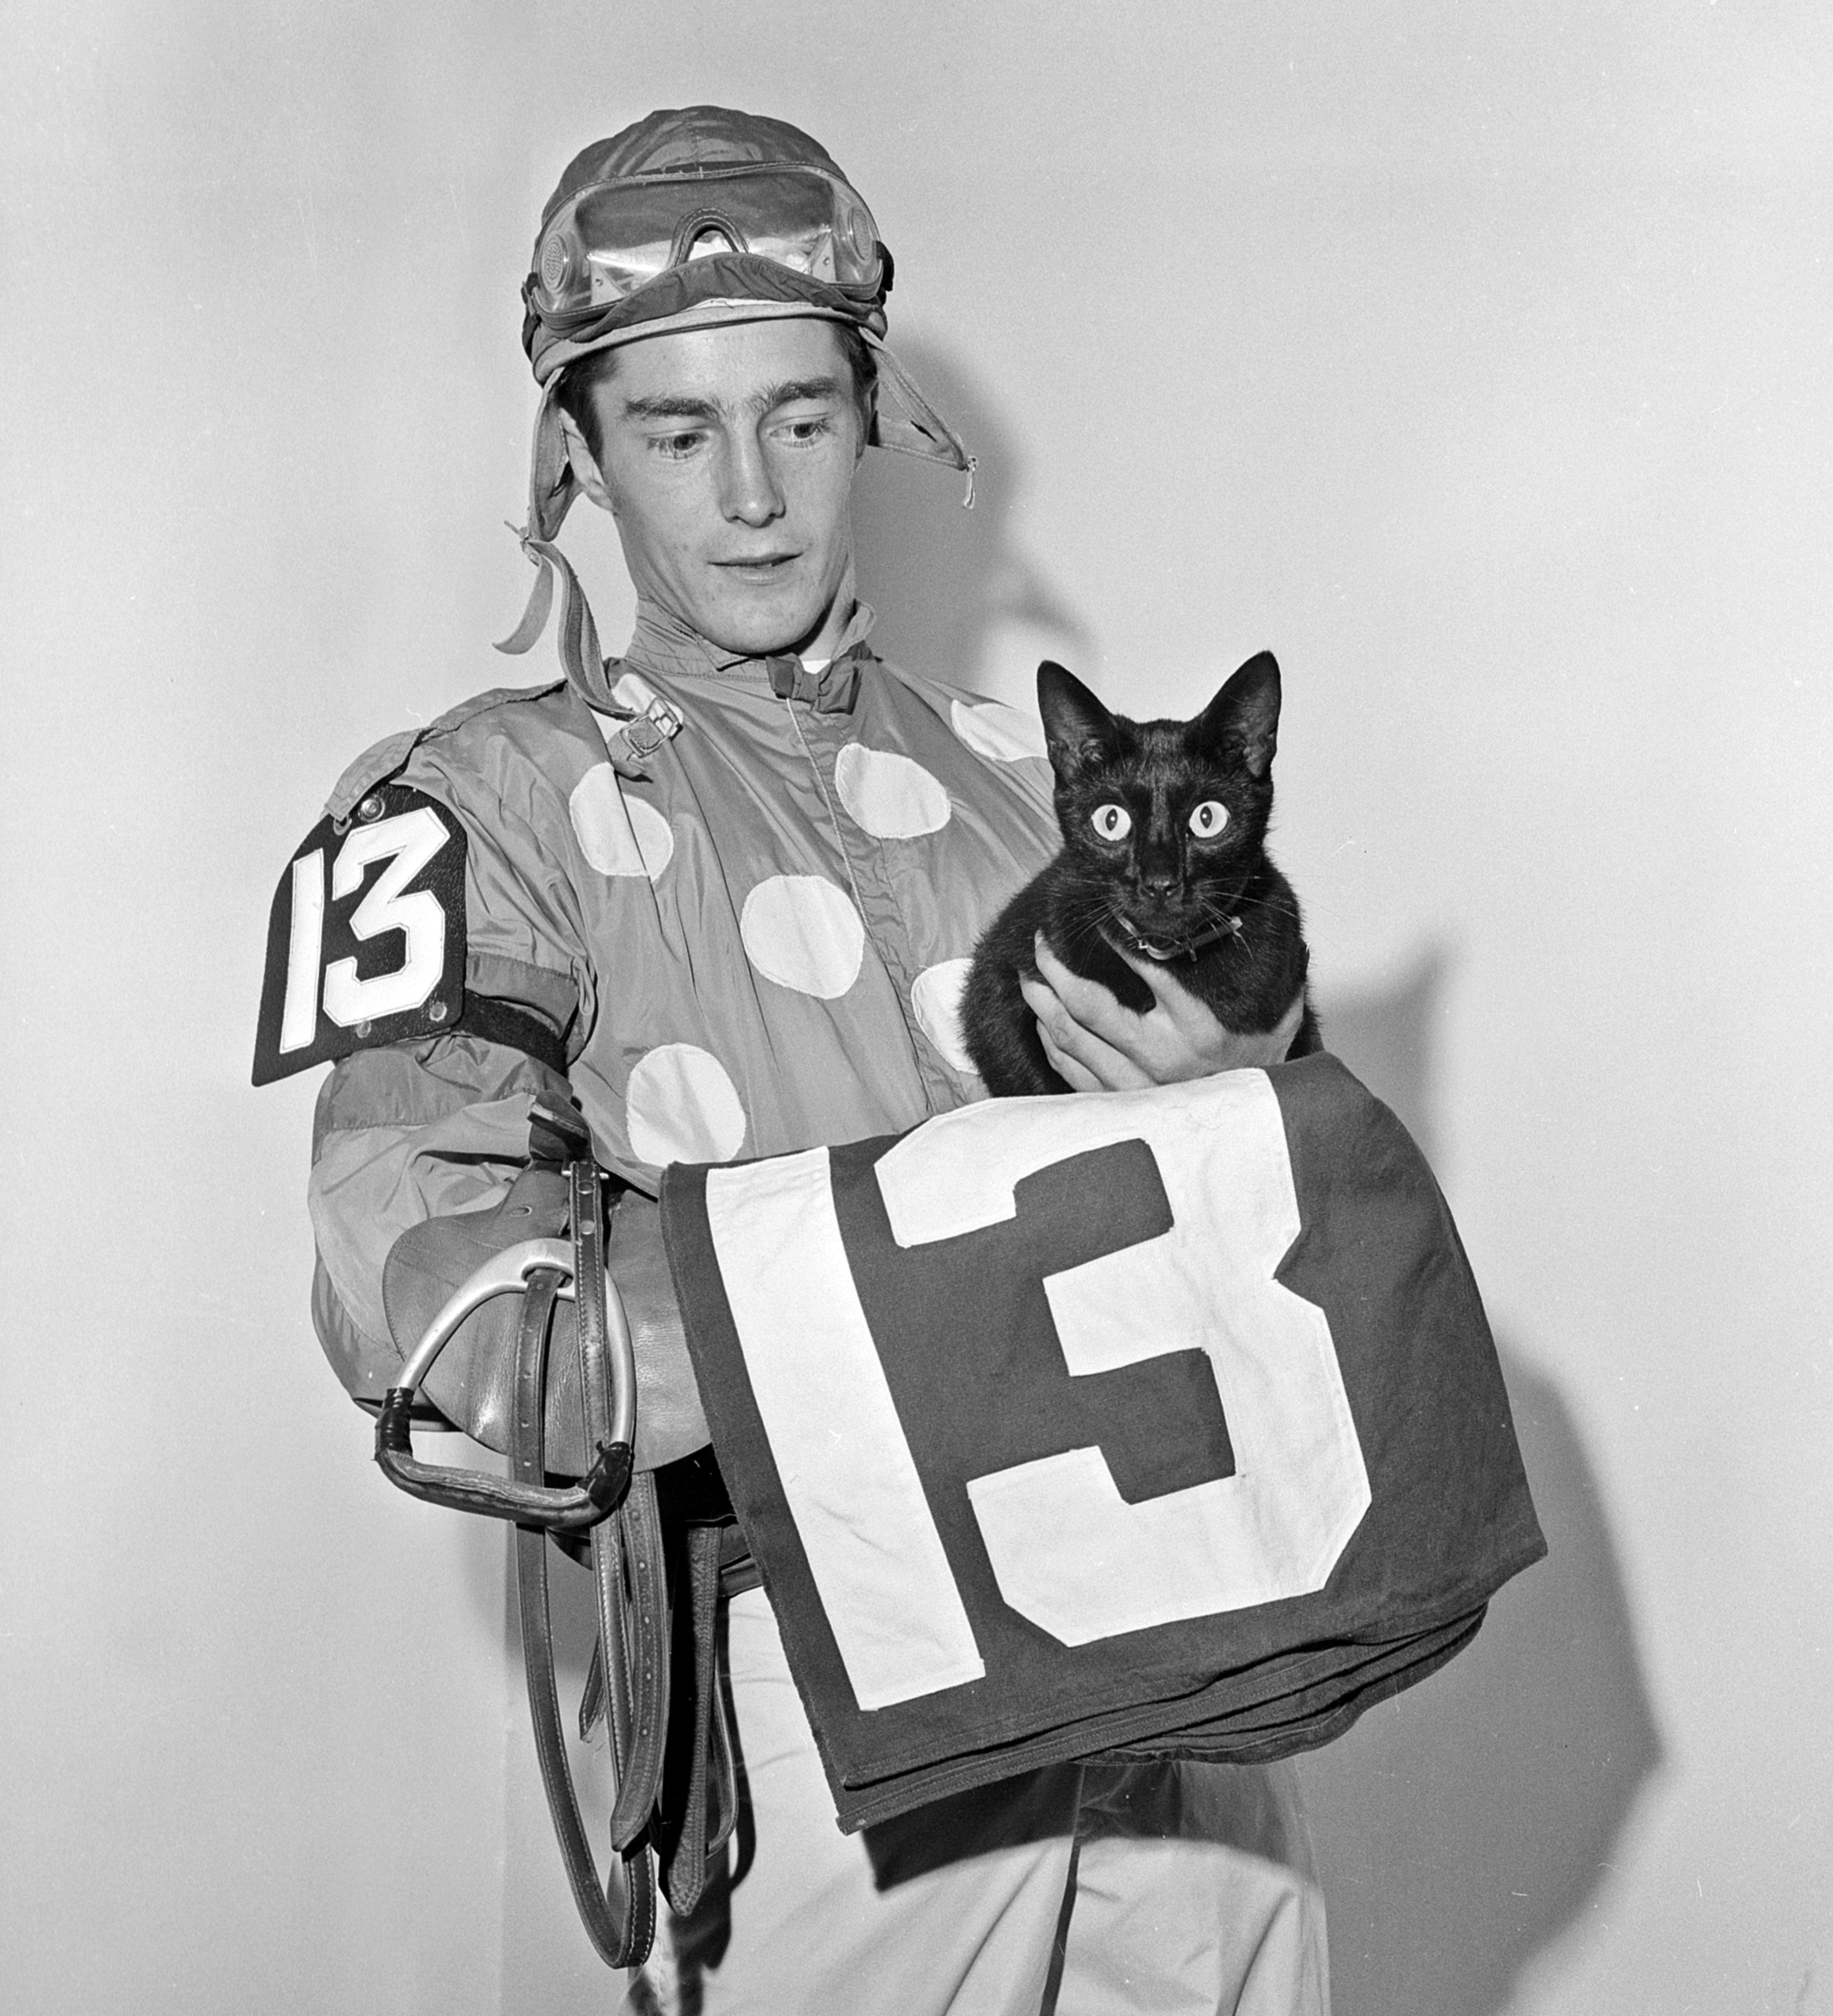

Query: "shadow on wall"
<box><xmin>1303</xmin><ymin>956</ymin><xmax>1665</xmax><ymax>2016</ymax></box>
<box><xmin>851</xmin><ymin>337</ymin><xmax>1090</xmax><ymax>706</ymax></box>
<box><xmin>1314</xmin><ymin>952</ymin><xmax>1448</xmax><ymax>1168</ymax></box>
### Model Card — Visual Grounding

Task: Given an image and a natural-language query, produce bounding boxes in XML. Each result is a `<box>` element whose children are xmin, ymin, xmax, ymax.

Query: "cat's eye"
<box><xmin>1188</xmin><ymin>800</ymin><xmax>1229</xmax><ymax>838</ymax></box>
<box><xmin>1089</xmin><ymin>803</ymin><xmax>1133</xmax><ymax>841</ymax></box>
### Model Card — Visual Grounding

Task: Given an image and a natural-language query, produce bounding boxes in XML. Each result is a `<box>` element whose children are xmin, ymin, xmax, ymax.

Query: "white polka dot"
<box><xmin>740</xmin><ymin>876</ymin><xmax>866</xmax><ymax>998</ymax></box>
<box><xmin>834</xmin><ymin>744</ymin><xmax>953</xmax><ymax>839</ymax></box>
<box><xmin>625</xmin><ymin>1044</ymin><xmax>748</xmax><ymax>1166</ymax></box>
<box><xmin>569</xmin><ymin>764</ymin><xmax>675</xmax><ymax>879</ymax></box>
<box><xmin>950</xmin><ymin>698</ymin><xmax>1048</xmax><ymax>762</ymax></box>
<box><xmin>911</xmin><ymin>958</ymin><xmax>977</xmax><ymax>1072</ymax></box>
<box><xmin>608</xmin><ymin>670</ymin><xmax>661</xmax><ymax>714</ymax></box>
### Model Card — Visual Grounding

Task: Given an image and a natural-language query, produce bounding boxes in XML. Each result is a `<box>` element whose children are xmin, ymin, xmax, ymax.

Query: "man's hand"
<box><xmin>1019</xmin><ymin>935</ymin><xmax>1305</xmax><ymax>1092</ymax></box>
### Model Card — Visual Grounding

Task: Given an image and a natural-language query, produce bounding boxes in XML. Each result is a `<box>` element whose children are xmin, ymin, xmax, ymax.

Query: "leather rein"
<box><xmin>372</xmin><ymin>1160</ymin><xmax>730</xmax><ymax>1967</ymax></box>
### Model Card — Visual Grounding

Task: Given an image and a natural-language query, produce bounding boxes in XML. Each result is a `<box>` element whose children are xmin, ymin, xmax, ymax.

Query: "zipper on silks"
<box><xmin>776</xmin><ymin>694</ymin><xmax>951</xmax><ymax>1116</ymax></box>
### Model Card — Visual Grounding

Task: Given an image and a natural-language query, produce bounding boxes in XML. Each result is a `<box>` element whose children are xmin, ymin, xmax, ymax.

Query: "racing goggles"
<box><xmin>527</xmin><ymin>164</ymin><xmax>889</xmax><ymax>337</ymax></box>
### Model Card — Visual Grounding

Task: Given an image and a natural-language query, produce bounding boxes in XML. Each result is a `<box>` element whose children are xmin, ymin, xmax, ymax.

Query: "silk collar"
<box><xmin>619</xmin><ymin>598</ymin><xmax>878</xmax><ymax>715</ymax></box>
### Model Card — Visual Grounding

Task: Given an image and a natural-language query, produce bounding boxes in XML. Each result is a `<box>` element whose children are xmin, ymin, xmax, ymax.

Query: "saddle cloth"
<box><xmin>658</xmin><ymin>1054</ymin><xmax>1546</xmax><ymax>1834</ymax></box>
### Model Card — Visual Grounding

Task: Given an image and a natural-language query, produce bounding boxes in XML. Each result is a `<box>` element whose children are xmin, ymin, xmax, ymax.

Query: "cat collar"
<box><xmin>1111</xmin><ymin>914</ymin><xmax>1245</xmax><ymax>963</ymax></box>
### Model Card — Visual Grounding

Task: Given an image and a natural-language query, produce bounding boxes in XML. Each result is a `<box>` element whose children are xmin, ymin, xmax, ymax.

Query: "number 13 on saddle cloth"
<box><xmin>658</xmin><ymin>1055</ymin><xmax>1545</xmax><ymax>1835</ymax></box>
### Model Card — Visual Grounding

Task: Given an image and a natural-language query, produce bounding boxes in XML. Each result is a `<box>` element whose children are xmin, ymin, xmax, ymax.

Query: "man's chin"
<box><xmin>694</xmin><ymin>578</ymin><xmax>839</xmax><ymax>660</ymax></box>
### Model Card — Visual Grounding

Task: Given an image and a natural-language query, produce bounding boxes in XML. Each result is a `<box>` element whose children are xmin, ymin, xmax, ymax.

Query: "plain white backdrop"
<box><xmin>3</xmin><ymin>4</ymin><xmax>1828</xmax><ymax>2012</ymax></box>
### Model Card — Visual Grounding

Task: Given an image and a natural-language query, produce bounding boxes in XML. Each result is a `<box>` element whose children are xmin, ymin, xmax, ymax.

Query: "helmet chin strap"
<box><xmin>496</xmin><ymin>376</ymin><xmax>625</xmax><ymax>710</ymax></box>
<box><xmin>499</xmin><ymin>531</ymin><xmax>604</xmax><ymax>696</ymax></box>
<box><xmin>858</xmin><ymin>333</ymin><xmax>976</xmax><ymax>504</ymax></box>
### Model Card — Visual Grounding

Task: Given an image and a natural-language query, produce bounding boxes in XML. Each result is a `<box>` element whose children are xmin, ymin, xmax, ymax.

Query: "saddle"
<box><xmin>371</xmin><ymin>1135</ymin><xmax>733</xmax><ymax>1969</ymax></box>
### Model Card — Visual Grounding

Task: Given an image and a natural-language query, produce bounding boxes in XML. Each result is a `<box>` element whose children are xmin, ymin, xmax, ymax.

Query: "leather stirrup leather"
<box><xmin>373</xmin><ymin>1158</ymin><xmax>736</xmax><ymax>1971</ymax></box>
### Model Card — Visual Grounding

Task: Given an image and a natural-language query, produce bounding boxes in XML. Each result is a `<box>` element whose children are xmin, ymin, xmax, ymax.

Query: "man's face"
<box><xmin>571</xmin><ymin>318</ymin><xmax>867</xmax><ymax>659</ymax></box>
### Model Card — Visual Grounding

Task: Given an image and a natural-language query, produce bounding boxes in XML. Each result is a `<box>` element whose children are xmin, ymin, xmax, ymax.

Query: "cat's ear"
<box><xmin>1037</xmin><ymin>661</ymin><xmax>1115</xmax><ymax>773</ymax></box>
<box><xmin>1198</xmin><ymin>650</ymin><xmax>1282</xmax><ymax>778</ymax></box>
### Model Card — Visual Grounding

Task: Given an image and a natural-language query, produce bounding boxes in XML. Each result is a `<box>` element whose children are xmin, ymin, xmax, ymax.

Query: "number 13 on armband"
<box><xmin>252</xmin><ymin>787</ymin><xmax>468</xmax><ymax>1086</ymax></box>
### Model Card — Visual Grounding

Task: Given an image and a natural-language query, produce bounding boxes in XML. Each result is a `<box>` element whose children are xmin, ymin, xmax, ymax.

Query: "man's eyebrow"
<box><xmin>619</xmin><ymin>377</ymin><xmax>848</xmax><ymax>426</ymax></box>
<box><xmin>749</xmin><ymin>375</ymin><xmax>848</xmax><ymax>413</ymax></box>
<box><xmin>621</xmin><ymin>393</ymin><xmax>722</xmax><ymax>423</ymax></box>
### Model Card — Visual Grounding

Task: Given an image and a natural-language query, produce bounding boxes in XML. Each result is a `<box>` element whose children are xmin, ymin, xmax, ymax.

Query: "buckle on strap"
<box><xmin>598</xmin><ymin>691</ymin><xmax>683</xmax><ymax>779</ymax></box>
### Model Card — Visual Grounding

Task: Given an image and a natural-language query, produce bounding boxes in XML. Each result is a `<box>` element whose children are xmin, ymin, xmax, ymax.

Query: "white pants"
<box><xmin>627</xmin><ymin>1588</ymin><xmax>1330</xmax><ymax>2016</ymax></box>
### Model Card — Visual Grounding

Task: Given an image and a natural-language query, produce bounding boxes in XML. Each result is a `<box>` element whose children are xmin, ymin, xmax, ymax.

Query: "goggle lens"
<box><xmin>533</xmin><ymin>168</ymin><xmax>883</xmax><ymax>321</ymax></box>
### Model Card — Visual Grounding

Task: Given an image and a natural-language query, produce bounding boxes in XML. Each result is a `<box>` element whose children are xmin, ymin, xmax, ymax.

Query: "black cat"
<box><xmin>961</xmin><ymin>653</ymin><xmax>1321</xmax><ymax>1096</ymax></box>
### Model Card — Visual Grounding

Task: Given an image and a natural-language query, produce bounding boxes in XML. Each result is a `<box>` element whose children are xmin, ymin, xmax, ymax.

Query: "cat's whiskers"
<box><xmin>1206</xmin><ymin>886</ymin><xmax>1298</xmax><ymax>927</ymax></box>
<box><xmin>1060</xmin><ymin>905</ymin><xmax>1118</xmax><ymax>960</ymax></box>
